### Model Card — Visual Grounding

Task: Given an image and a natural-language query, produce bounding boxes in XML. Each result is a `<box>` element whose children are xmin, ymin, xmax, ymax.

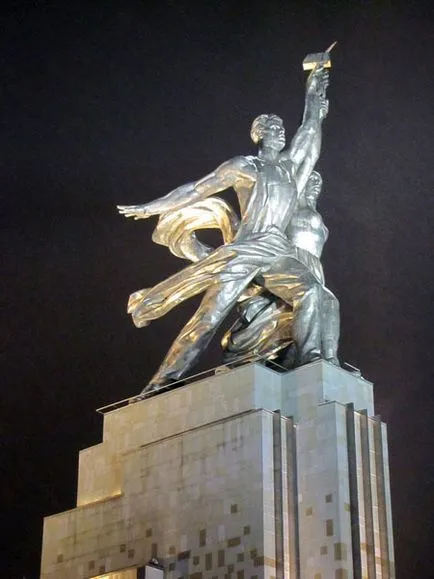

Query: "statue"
<box><xmin>118</xmin><ymin>50</ymin><xmax>339</xmax><ymax>396</ymax></box>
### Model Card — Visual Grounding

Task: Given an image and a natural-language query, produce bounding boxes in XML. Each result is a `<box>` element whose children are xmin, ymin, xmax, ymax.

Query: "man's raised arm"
<box><xmin>117</xmin><ymin>156</ymin><xmax>254</xmax><ymax>220</ymax></box>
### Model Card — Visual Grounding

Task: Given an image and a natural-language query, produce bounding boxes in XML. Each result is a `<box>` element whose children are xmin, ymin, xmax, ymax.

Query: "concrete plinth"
<box><xmin>40</xmin><ymin>361</ymin><xmax>395</xmax><ymax>579</ymax></box>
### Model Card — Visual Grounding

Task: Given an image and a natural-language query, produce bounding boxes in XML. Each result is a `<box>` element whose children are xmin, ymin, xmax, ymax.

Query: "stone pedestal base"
<box><xmin>41</xmin><ymin>361</ymin><xmax>395</xmax><ymax>579</ymax></box>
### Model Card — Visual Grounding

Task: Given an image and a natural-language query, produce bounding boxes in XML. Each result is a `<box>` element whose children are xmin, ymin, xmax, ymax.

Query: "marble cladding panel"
<box><xmin>368</xmin><ymin>419</ymin><xmax>382</xmax><ymax>576</ymax></box>
<box><xmin>77</xmin><ymin>443</ymin><xmax>122</xmax><ymax>507</ymax></box>
<box><xmin>369</xmin><ymin>417</ymin><xmax>396</xmax><ymax>578</ymax></box>
<box><xmin>102</xmin><ymin>364</ymin><xmax>283</xmax><ymax>454</ymax></box>
<box><xmin>76</xmin><ymin>365</ymin><xmax>270</xmax><ymax>507</ymax></box>
<box><xmin>41</xmin><ymin>409</ymin><xmax>279</xmax><ymax>579</ymax></box>
<box><xmin>280</xmin><ymin>361</ymin><xmax>374</xmax><ymax>421</ymax></box>
<box><xmin>42</xmin><ymin>362</ymin><xmax>391</xmax><ymax>579</ymax></box>
<box><xmin>101</xmin><ymin>361</ymin><xmax>371</xmax><ymax>455</ymax></box>
<box><xmin>321</xmin><ymin>364</ymin><xmax>373</xmax><ymax>416</ymax></box>
<box><xmin>77</xmin><ymin>362</ymin><xmax>373</xmax><ymax>507</ymax></box>
<box><xmin>296</xmin><ymin>402</ymin><xmax>353</xmax><ymax>579</ymax></box>
<box><xmin>380</xmin><ymin>422</ymin><xmax>395</xmax><ymax>575</ymax></box>
<box><xmin>353</xmin><ymin>412</ymin><xmax>368</xmax><ymax>576</ymax></box>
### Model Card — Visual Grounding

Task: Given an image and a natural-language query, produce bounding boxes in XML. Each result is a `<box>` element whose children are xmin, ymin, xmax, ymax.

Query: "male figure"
<box><xmin>118</xmin><ymin>66</ymin><xmax>330</xmax><ymax>392</ymax></box>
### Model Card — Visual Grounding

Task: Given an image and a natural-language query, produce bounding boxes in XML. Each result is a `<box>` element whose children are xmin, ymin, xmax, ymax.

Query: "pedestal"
<box><xmin>40</xmin><ymin>361</ymin><xmax>395</xmax><ymax>578</ymax></box>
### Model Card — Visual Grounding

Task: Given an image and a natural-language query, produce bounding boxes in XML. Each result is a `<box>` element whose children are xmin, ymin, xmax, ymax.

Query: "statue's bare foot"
<box><xmin>326</xmin><ymin>356</ymin><xmax>340</xmax><ymax>366</ymax></box>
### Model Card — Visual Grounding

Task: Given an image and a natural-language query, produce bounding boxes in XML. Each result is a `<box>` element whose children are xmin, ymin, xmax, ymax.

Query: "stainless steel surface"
<box><xmin>118</xmin><ymin>58</ymin><xmax>340</xmax><ymax>394</ymax></box>
<box><xmin>222</xmin><ymin>171</ymin><xmax>340</xmax><ymax>368</ymax></box>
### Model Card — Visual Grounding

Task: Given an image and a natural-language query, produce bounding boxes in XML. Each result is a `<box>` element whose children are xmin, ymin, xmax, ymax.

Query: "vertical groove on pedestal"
<box><xmin>360</xmin><ymin>409</ymin><xmax>376</xmax><ymax>578</ymax></box>
<box><xmin>373</xmin><ymin>418</ymin><xmax>391</xmax><ymax>578</ymax></box>
<box><xmin>381</xmin><ymin>422</ymin><xmax>396</xmax><ymax>579</ymax></box>
<box><xmin>273</xmin><ymin>411</ymin><xmax>284</xmax><ymax>579</ymax></box>
<box><xmin>285</xmin><ymin>417</ymin><xmax>300</xmax><ymax>579</ymax></box>
<box><xmin>346</xmin><ymin>403</ymin><xmax>362</xmax><ymax>579</ymax></box>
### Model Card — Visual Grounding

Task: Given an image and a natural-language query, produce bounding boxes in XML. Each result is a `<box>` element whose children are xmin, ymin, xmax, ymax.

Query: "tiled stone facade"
<box><xmin>41</xmin><ymin>361</ymin><xmax>395</xmax><ymax>578</ymax></box>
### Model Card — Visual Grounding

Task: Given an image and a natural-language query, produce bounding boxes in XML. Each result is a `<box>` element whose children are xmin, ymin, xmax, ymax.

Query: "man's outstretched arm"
<box><xmin>117</xmin><ymin>156</ymin><xmax>255</xmax><ymax>219</ymax></box>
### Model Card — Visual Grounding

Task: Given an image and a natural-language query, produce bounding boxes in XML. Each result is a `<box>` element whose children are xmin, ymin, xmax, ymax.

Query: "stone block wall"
<box><xmin>41</xmin><ymin>361</ymin><xmax>394</xmax><ymax>579</ymax></box>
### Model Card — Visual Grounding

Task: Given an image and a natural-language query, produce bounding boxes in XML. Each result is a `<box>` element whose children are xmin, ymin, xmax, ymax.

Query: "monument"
<box><xmin>40</xmin><ymin>48</ymin><xmax>395</xmax><ymax>579</ymax></box>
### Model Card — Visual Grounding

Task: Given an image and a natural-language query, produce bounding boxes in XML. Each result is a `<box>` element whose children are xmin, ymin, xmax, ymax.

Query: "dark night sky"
<box><xmin>2</xmin><ymin>1</ymin><xmax>434</xmax><ymax>577</ymax></box>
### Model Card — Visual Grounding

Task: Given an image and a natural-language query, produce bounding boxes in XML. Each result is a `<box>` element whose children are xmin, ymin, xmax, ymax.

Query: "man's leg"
<box><xmin>142</xmin><ymin>268</ymin><xmax>259</xmax><ymax>393</ymax></box>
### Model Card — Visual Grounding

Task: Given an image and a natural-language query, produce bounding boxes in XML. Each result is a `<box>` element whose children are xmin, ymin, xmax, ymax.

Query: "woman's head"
<box><xmin>304</xmin><ymin>171</ymin><xmax>323</xmax><ymax>204</ymax></box>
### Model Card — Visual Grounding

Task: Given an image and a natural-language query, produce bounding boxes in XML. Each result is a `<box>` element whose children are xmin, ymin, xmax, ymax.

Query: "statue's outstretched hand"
<box><xmin>117</xmin><ymin>204</ymin><xmax>155</xmax><ymax>220</ymax></box>
<box><xmin>118</xmin><ymin>183</ymin><xmax>198</xmax><ymax>219</ymax></box>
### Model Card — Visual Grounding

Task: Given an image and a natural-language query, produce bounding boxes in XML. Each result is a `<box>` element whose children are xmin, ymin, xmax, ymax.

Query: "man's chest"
<box><xmin>256</xmin><ymin>161</ymin><xmax>293</xmax><ymax>186</ymax></box>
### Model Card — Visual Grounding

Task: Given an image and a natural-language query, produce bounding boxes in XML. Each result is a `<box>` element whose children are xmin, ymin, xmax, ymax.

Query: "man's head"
<box><xmin>250</xmin><ymin>114</ymin><xmax>286</xmax><ymax>151</ymax></box>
